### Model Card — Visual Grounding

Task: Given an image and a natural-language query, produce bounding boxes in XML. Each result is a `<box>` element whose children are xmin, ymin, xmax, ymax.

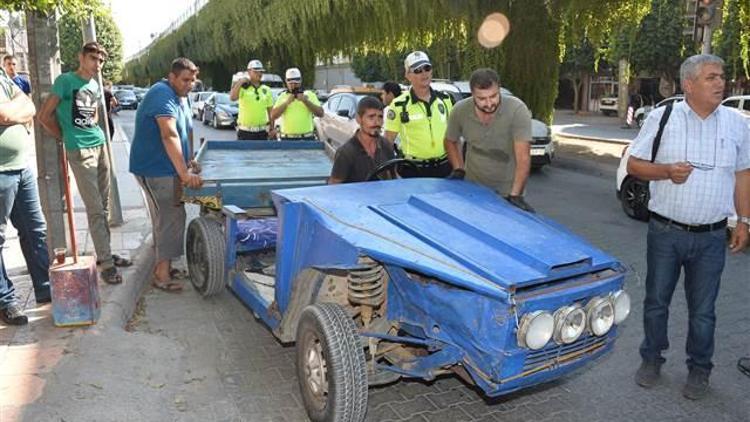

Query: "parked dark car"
<box><xmin>202</xmin><ymin>93</ymin><xmax>239</xmax><ymax>129</ymax></box>
<box><xmin>114</xmin><ymin>90</ymin><xmax>138</xmax><ymax>110</ymax></box>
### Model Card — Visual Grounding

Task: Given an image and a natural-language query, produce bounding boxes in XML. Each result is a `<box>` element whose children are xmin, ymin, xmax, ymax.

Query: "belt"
<box><xmin>280</xmin><ymin>132</ymin><xmax>315</xmax><ymax>139</ymax></box>
<box><xmin>403</xmin><ymin>154</ymin><xmax>448</xmax><ymax>163</ymax></box>
<box><xmin>651</xmin><ymin>212</ymin><xmax>727</xmax><ymax>233</ymax></box>
<box><xmin>237</xmin><ymin>126</ymin><xmax>267</xmax><ymax>133</ymax></box>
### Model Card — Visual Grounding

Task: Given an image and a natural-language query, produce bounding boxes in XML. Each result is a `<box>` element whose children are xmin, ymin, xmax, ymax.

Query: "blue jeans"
<box><xmin>0</xmin><ymin>166</ymin><xmax>51</xmax><ymax>308</ymax></box>
<box><xmin>639</xmin><ymin>218</ymin><xmax>726</xmax><ymax>372</ymax></box>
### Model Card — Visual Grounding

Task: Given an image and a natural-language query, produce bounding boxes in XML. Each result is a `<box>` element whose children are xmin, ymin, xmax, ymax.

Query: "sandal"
<box><xmin>169</xmin><ymin>268</ymin><xmax>189</xmax><ymax>279</ymax></box>
<box><xmin>152</xmin><ymin>278</ymin><xmax>183</xmax><ymax>293</ymax></box>
<box><xmin>97</xmin><ymin>254</ymin><xmax>133</xmax><ymax>267</ymax></box>
<box><xmin>101</xmin><ymin>267</ymin><xmax>123</xmax><ymax>285</ymax></box>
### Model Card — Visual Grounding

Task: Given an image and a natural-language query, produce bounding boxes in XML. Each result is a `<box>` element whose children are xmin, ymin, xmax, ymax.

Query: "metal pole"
<box><xmin>26</xmin><ymin>10</ymin><xmax>66</xmax><ymax>254</ymax></box>
<box><xmin>701</xmin><ymin>25</ymin><xmax>712</xmax><ymax>54</ymax></box>
<box><xmin>82</xmin><ymin>15</ymin><xmax>124</xmax><ymax>226</ymax></box>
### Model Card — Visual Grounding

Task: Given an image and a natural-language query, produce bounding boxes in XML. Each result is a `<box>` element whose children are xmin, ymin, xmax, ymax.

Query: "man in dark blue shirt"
<box><xmin>130</xmin><ymin>57</ymin><xmax>202</xmax><ymax>292</ymax></box>
<box><xmin>2</xmin><ymin>55</ymin><xmax>31</xmax><ymax>95</ymax></box>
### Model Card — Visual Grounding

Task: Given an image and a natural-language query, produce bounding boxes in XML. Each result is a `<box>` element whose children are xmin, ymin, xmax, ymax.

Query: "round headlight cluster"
<box><xmin>517</xmin><ymin>311</ymin><xmax>554</xmax><ymax>350</ymax></box>
<box><xmin>517</xmin><ymin>290</ymin><xmax>631</xmax><ymax>349</ymax></box>
<box><xmin>552</xmin><ymin>305</ymin><xmax>587</xmax><ymax>344</ymax></box>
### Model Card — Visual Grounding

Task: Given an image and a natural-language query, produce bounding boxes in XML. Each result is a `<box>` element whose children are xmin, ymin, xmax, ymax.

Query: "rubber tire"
<box><xmin>212</xmin><ymin>115</ymin><xmax>219</xmax><ymax>129</ymax></box>
<box><xmin>620</xmin><ymin>176</ymin><xmax>650</xmax><ymax>221</ymax></box>
<box><xmin>186</xmin><ymin>217</ymin><xmax>226</xmax><ymax>296</ymax></box>
<box><xmin>636</xmin><ymin>115</ymin><xmax>644</xmax><ymax>128</ymax></box>
<box><xmin>296</xmin><ymin>303</ymin><xmax>368</xmax><ymax>422</ymax></box>
<box><xmin>202</xmin><ymin>111</ymin><xmax>208</xmax><ymax>125</ymax></box>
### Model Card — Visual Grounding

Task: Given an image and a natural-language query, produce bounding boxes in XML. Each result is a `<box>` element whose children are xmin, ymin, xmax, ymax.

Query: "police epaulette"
<box><xmin>393</xmin><ymin>100</ymin><xmax>407</xmax><ymax>107</ymax></box>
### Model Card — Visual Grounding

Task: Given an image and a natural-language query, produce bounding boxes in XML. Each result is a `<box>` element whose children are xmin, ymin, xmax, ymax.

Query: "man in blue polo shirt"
<box><xmin>130</xmin><ymin>57</ymin><xmax>202</xmax><ymax>292</ymax></box>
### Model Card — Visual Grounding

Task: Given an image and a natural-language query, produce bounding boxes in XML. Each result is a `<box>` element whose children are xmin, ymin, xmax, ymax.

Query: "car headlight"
<box><xmin>586</xmin><ymin>296</ymin><xmax>615</xmax><ymax>336</ymax></box>
<box><xmin>217</xmin><ymin>110</ymin><xmax>230</xmax><ymax>118</ymax></box>
<box><xmin>518</xmin><ymin>310</ymin><xmax>554</xmax><ymax>350</ymax></box>
<box><xmin>612</xmin><ymin>290</ymin><xmax>631</xmax><ymax>324</ymax></box>
<box><xmin>553</xmin><ymin>305</ymin><xmax>586</xmax><ymax>344</ymax></box>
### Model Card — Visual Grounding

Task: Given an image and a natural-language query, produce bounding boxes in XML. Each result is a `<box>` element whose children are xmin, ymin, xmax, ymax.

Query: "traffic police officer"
<box><xmin>384</xmin><ymin>51</ymin><xmax>452</xmax><ymax>178</ymax></box>
<box><xmin>230</xmin><ymin>59</ymin><xmax>275</xmax><ymax>140</ymax></box>
<box><xmin>270</xmin><ymin>67</ymin><xmax>323</xmax><ymax>140</ymax></box>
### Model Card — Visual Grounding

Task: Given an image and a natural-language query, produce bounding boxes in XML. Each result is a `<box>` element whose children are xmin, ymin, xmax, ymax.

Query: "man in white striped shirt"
<box><xmin>628</xmin><ymin>54</ymin><xmax>750</xmax><ymax>400</ymax></box>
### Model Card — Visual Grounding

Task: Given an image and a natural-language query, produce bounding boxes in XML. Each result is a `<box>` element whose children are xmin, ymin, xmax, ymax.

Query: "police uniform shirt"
<box><xmin>384</xmin><ymin>88</ymin><xmax>452</xmax><ymax>160</ymax></box>
<box><xmin>237</xmin><ymin>83</ymin><xmax>273</xmax><ymax>128</ymax></box>
<box><xmin>274</xmin><ymin>90</ymin><xmax>320</xmax><ymax>135</ymax></box>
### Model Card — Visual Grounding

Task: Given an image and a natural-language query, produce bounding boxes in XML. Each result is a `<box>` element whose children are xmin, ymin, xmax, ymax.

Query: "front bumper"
<box><xmin>531</xmin><ymin>137</ymin><xmax>554</xmax><ymax>165</ymax></box>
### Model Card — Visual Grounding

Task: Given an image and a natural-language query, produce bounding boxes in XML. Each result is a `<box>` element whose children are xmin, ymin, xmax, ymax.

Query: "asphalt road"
<box><xmin>116</xmin><ymin>113</ymin><xmax>749</xmax><ymax>422</ymax></box>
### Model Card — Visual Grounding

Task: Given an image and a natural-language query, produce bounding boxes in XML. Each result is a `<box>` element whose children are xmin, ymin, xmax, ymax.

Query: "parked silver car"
<box><xmin>190</xmin><ymin>91</ymin><xmax>215</xmax><ymax>120</ymax></box>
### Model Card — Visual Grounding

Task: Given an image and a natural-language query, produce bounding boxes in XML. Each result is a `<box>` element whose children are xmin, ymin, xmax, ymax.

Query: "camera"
<box><xmin>241</xmin><ymin>80</ymin><xmax>251</xmax><ymax>89</ymax></box>
<box><xmin>291</xmin><ymin>87</ymin><xmax>303</xmax><ymax>95</ymax></box>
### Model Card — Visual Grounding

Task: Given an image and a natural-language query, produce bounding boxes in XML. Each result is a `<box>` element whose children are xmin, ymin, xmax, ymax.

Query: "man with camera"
<box><xmin>270</xmin><ymin>68</ymin><xmax>323</xmax><ymax>141</ymax></box>
<box><xmin>229</xmin><ymin>59</ymin><xmax>275</xmax><ymax>140</ymax></box>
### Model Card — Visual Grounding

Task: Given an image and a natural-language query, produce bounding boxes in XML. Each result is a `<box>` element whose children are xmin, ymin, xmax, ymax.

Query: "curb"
<box><xmin>97</xmin><ymin>234</ymin><xmax>154</xmax><ymax>330</ymax></box>
<box><xmin>553</xmin><ymin>132</ymin><xmax>632</xmax><ymax>145</ymax></box>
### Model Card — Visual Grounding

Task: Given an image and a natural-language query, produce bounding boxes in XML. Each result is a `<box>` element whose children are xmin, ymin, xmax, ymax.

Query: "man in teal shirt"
<box><xmin>39</xmin><ymin>42</ymin><xmax>129</xmax><ymax>285</ymax></box>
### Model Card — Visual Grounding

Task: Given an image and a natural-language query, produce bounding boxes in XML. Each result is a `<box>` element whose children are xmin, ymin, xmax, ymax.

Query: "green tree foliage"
<box><xmin>560</xmin><ymin>40</ymin><xmax>597</xmax><ymax>113</ymax></box>
<box><xmin>630</xmin><ymin>0</ymin><xmax>689</xmax><ymax>81</ymax></box>
<box><xmin>122</xmin><ymin>0</ymin><xmax>643</xmax><ymax>123</ymax></box>
<box><xmin>715</xmin><ymin>0</ymin><xmax>750</xmax><ymax>82</ymax></box>
<box><xmin>58</xmin><ymin>6</ymin><xmax>123</xmax><ymax>82</ymax></box>
<box><xmin>0</xmin><ymin>0</ymin><xmax>88</xmax><ymax>13</ymax></box>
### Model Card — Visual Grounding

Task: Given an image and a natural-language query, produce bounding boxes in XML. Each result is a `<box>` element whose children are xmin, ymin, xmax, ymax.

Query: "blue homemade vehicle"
<box><xmin>184</xmin><ymin>141</ymin><xmax>631</xmax><ymax>422</ymax></box>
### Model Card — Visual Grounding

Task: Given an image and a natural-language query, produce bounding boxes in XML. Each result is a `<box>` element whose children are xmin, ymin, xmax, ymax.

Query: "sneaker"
<box><xmin>682</xmin><ymin>368</ymin><xmax>710</xmax><ymax>400</ymax></box>
<box><xmin>635</xmin><ymin>360</ymin><xmax>662</xmax><ymax>388</ymax></box>
<box><xmin>100</xmin><ymin>267</ymin><xmax>123</xmax><ymax>285</ymax></box>
<box><xmin>0</xmin><ymin>304</ymin><xmax>29</xmax><ymax>326</ymax></box>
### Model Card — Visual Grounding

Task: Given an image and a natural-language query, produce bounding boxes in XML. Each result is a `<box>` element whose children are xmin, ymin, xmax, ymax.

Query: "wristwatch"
<box><xmin>739</xmin><ymin>216</ymin><xmax>750</xmax><ymax>225</ymax></box>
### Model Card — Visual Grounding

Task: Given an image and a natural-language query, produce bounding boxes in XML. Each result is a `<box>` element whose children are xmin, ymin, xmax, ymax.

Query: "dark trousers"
<box><xmin>398</xmin><ymin>158</ymin><xmax>452</xmax><ymax>178</ymax></box>
<box><xmin>237</xmin><ymin>129</ymin><xmax>269</xmax><ymax>141</ymax></box>
<box><xmin>639</xmin><ymin>218</ymin><xmax>726</xmax><ymax>372</ymax></box>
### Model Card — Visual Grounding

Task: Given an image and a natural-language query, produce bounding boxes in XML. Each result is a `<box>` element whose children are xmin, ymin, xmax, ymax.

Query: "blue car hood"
<box><xmin>273</xmin><ymin>179</ymin><xmax>621</xmax><ymax>298</ymax></box>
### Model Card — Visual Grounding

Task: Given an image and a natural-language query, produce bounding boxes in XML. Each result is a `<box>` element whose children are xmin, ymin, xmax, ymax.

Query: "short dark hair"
<box><xmin>357</xmin><ymin>96</ymin><xmax>384</xmax><ymax>117</ymax></box>
<box><xmin>469</xmin><ymin>68</ymin><xmax>500</xmax><ymax>91</ymax></box>
<box><xmin>2</xmin><ymin>54</ymin><xmax>16</xmax><ymax>63</ymax></box>
<box><xmin>382</xmin><ymin>81</ymin><xmax>401</xmax><ymax>97</ymax></box>
<box><xmin>81</xmin><ymin>41</ymin><xmax>108</xmax><ymax>59</ymax></box>
<box><xmin>170</xmin><ymin>57</ymin><xmax>199</xmax><ymax>75</ymax></box>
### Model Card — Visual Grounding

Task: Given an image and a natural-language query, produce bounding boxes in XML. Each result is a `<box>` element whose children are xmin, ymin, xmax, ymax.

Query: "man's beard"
<box><xmin>474</xmin><ymin>100</ymin><xmax>499</xmax><ymax>114</ymax></box>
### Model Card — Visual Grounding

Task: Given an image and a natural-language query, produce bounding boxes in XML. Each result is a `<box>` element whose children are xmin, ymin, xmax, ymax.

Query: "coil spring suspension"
<box><xmin>347</xmin><ymin>265</ymin><xmax>386</xmax><ymax>306</ymax></box>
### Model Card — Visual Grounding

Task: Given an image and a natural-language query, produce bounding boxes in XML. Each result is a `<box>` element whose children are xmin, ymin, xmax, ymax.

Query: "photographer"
<box><xmin>270</xmin><ymin>68</ymin><xmax>323</xmax><ymax>140</ymax></box>
<box><xmin>229</xmin><ymin>59</ymin><xmax>275</xmax><ymax>140</ymax></box>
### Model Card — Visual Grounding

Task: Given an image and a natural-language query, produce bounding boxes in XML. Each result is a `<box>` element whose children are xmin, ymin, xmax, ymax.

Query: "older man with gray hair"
<box><xmin>628</xmin><ymin>54</ymin><xmax>750</xmax><ymax>400</ymax></box>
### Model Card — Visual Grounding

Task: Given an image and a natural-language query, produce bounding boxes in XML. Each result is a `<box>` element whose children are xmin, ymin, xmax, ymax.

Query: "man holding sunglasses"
<box><xmin>39</xmin><ymin>42</ymin><xmax>128</xmax><ymax>285</ymax></box>
<box><xmin>270</xmin><ymin>68</ymin><xmax>323</xmax><ymax>141</ymax></box>
<box><xmin>384</xmin><ymin>51</ymin><xmax>452</xmax><ymax>178</ymax></box>
<box><xmin>628</xmin><ymin>54</ymin><xmax>750</xmax><ymax>401</ymax></box>
<box><xmin>230</xmin><ymin>59</ymin><xmax>275</xmax><ymax>140</ymax></box>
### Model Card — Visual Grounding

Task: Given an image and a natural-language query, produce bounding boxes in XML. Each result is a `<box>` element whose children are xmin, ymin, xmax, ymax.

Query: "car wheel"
<box><xmin>620</xmin><ymin>176</ymin><xmax>650</xmax><ymax>221</ymax></box>
<box><xmin>202</xmin><ymin>112</ymin><xmax>209</xmax><ymax>125</ymax></box>
<box><xmin>186</xmin><ymin>217</ymin><xmax>225</xmax><ymax>297</ymax></box>
<box><xmin>636</xmin><ymin>115</ymin><xmax>644</xmax><ymax>128</ymax></box>
<box><xmin>212</xmin><ymin>115</ymin><xmax>219</xmax><ymax>129</ymax></box>
<box><xmin>296</xmin><ymin>303</ymin><xmax>368</xmax><ymax>422</ymax></box>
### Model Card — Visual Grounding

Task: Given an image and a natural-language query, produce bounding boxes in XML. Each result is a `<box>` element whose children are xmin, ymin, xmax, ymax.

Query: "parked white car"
<box><xmin>190</xmin><ymin>91</ymin><xmax>215</xmax><ymax>120</ymax></box>
<box><xmin>721</xmin><ymin>95</ymin><xmax>750</xmax><ymax>120</ymax></box>
<box><xmin>599</xmin><ymin>96</ymin><xmax>618</xmax><ymax>116</ymax></box>
<box><xmin>634</xmin><ymin>95</ymin><xmax>684</xmax><ymax>127</ymax></box>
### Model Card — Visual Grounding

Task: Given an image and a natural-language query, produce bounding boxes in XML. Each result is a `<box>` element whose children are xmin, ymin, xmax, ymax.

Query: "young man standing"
<box><xmin>0</xmin><ymin>62</ymin><xmax>51</xmax><ymax>325</ymax></box>
<box><xmin>130</xmin><ymin>58</ymin><xmax>202</xmax><ymax>292</ymax></box>
<box><xmin>39</xmin><ymin>42</ymin><xmax>129</xmax><ymax>285</ymax></box>
<box><xmin>230</xmin><ymin>59</ymin><xmax>275</xmax><ymax>140</ymax></box>
<box><xmin>2</xmin><ymin>54</ymin><xmax>31</xmax><ymax>95</ymax></box>
<box><xmin>444</xmin><ymin>68</ymin><xmax>534</xmax><ymax>211</ymax></box>
<box><xmin>329</xmin><ymin>97</ymin><xmax>395</xmax><ymax>184</ymax></box>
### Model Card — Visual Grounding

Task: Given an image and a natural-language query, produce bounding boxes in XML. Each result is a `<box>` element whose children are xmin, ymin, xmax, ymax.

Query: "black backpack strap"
<box><xmin>650</xmin><ymin>103</ymin><xmax>673</xmax><ymax>163</ymax></box>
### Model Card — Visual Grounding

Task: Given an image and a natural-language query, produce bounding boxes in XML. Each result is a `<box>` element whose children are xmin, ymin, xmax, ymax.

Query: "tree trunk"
<box><xmin>26</xmin><ymin>11</ymin><xmax>66</xmax><ymax>254</ymax></box>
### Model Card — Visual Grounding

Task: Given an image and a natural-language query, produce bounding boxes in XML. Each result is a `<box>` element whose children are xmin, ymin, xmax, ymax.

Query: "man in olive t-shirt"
<box><xmin>444</xmin><ymin>68</ymin><xmax>533</xmax><ymax>211</ymax></box>
<box><xmin>0</xmin><ymin>67</ymin><xmax>51</xmax><ymax>325</ymax></box>
<box><xmin>39</xmin><ymin>42</ymin><xmax>127</xmax><ymax>284</ymax></box>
